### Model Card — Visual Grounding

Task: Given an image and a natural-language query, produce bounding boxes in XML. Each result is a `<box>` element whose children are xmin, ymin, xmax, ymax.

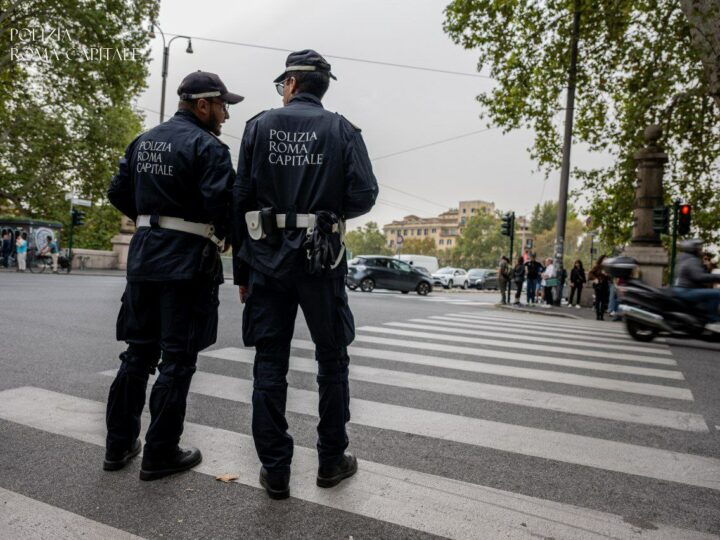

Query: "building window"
<box><xmin>471</xmin><ymin>208</ymin><xmax>476</xmax><ymax>213</ymax></box>
<box><xmin>423</xmin><ymin>228</ymin><xmax>428</xmax><ymax>235</ymax></box>
<box><xmin>403</xmin><ymin>229</ymin><xmax>407</xmax><ymax>236</ymax></box>
<box><xmin>447</xmin><ymin>239</ymin><xmax>452</xmax><ymax>246</ymax></box>
<box><xmin>417</xmin><ymin>228</ymin><xmax>421</xmax><ymax>235</ymax></box>
<box><xmin>439</xmin><ymin>239</ymin><xmax>444</xmax><ymax>245</ymax></box>
<box><xmin>462</xmin><ymin>208</ymin><xmax>466</xmax><ymax>214</ymax></box>
<box><xmin>431</xmin><ymin>228</ymin><xmax>436</xmax><ymax>233</ymax></box>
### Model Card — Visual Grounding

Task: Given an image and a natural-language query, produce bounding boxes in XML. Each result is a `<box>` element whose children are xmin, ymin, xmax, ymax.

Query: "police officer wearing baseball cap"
<box><xmin>232</xmin><ymin>50</ymin><xmax>378</xmax><ymax>499</ymax></box>
<box><xmin>104</xmin><ymin>71</ymin><xmax>242</xmax><ymax>480</ymax></box>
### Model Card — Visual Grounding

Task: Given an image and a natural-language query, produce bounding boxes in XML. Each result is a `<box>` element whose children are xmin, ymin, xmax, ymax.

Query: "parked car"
<box><xmin>431</xmin><ymin>267</ymin><xmax>469</xmax><ymax>289</ymax></box>
<box><xmin>396</xmin><ymin>254</ymin><xmax>439</xmax><ymax>274</ymax></box>
<box><xmin>468</xmin><ymin>268</ymin><xmax>498</xmax><ymax>290</ymax></box>
<box><xmin>346</xmin><ymin>255</ymin><xmax>433</xmax><ymax>295</ymax></box>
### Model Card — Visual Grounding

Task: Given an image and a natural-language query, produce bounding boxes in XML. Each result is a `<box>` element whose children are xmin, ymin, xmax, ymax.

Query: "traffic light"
<box><xmin>500</xmin><ymin>212</ymin><xmax>515</xmax><ymax>237</ymax></box>
<box><xmin>677</xmin><ymin>204</ymin><xmax>691</xmax><ymax>235</ymax></box>
<box><xmin>652</xmin><ymin>205</ymin><xmax>669</xmax><ymax>234</ymax></box>
<box><xmin>72</xmin><ymin>208</ymin><xmax>86</xmax><ymax>226</ymax></box>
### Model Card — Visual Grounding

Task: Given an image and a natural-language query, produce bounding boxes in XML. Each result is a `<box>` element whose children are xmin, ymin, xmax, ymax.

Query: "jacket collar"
<box><xmin>173</xmin><ymin>109</ymin><xmax>211</xmax><ymax>130</ymax></box>
<box><xmin>288</xmin><ymin>92</ymin><xmax>324</xmax><ymax>108</ymax></box>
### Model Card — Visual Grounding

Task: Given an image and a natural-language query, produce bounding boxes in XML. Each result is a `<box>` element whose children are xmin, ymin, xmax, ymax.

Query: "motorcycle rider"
<box><xmin>673</xmin><ymin>239</ymin><xmax>720</xmax><ymax>332</ymax></box>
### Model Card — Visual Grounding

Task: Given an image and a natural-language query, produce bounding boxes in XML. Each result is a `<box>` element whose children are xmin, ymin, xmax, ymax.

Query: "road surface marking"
<box><xmin>203</xmin><ymin>347</ymin><xmax>707</xmax><ymax>432</ymax></box>
<box><xmin>0</xmin><ymin>486</ymin><xmax>145</xmax><ymax>540</ymax></box>
<box><xmin>356</xmin><ymin>329</ymin><xmax>681</xmax><ymax>375</ymax></box>
<box><xmin>386</xmin><ymin>321</ymin><xmax>672</xmax><ymax>356</ymax></box>
<box><xmin>292</xmin><ymin>339</ymin><xmax>693</xmax><ymax>400</ymax></box>
<box><xmin>1</xmin><ymin>387</ymin><xmax>713</xmax><ymax>540</ymax></box>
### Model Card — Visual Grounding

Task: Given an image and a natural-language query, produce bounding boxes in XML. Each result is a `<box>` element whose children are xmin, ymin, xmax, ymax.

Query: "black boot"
<box><xmin>139</xmin><ymin>446</ymin><xmax>202</xmax><ymax>481</ymax></box>
<box><xmin>259</xmin><ymin>467</ymin><xmax>290</xmax><ymax>500</ymax></box>
<box><xmin>317</xmin><ymin>453</ymin><xmax>358</xmax><ymax>488</ymax></box>
<box><xmin>103</xmin><ymin>439</ymin><xmax>141</xmax><ymax>471</ymax></box>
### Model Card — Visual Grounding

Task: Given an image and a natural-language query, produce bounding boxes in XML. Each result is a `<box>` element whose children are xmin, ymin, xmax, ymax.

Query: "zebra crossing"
<box><xmin>0</xmin><ymin>308</ymin><xmax>718</xmax><ymax>538</ymax></box>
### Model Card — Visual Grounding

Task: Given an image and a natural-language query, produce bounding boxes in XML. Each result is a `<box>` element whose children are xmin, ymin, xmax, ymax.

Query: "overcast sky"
<box><xmin>136</xmin><ymin>0</ymin><xmax>608</xmax><ymax>230</ymax></box>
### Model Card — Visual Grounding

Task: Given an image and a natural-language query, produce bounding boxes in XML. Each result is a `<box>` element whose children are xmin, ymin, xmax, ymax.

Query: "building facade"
<box><xmin>383</xmin><ymin>200</ymin><xmax>496</xmax><ymax>251</ymax></box>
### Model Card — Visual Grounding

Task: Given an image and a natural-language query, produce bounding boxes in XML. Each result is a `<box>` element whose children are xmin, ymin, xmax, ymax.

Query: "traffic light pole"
<box><xmin>669</xmin><ymin>200</ymin><xmax>679</xmax><ymax>286</ymax></box>
<box><xmin>509</xmin><ymin>213</ymin><xmax>515</xmax><ymax>262</ymax></box>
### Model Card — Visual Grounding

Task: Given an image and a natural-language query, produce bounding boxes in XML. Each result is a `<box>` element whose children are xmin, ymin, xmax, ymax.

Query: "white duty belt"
<box><xmin>136</xmin><ymin>215</ymin><xmax>225</xmax><ymax>249</ymax></box>
<box><xmin>245</xmin><ymin>211</ymin><xmax>346</xmax><ymax>270</ymax></box>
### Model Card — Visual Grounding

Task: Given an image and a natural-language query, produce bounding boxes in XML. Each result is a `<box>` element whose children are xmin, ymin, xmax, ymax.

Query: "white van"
<box><xmin>396</xmin><ymin>254</ymin><xmax>439</xmax><ymax>274</ymax></box>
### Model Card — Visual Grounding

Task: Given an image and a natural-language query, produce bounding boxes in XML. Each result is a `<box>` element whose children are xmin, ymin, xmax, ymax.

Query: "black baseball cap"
<box><xmin>273</xmin><ymin>49</ymin><xmax>337</xmax><ymax>83</ymax></box>
<box><xmin>177</xmin><ymin>71</ymin><xmax>244</xmax><ymax>104</ymax></box>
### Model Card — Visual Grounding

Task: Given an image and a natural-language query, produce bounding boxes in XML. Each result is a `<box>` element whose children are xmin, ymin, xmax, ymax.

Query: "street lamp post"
<box><xmin>149</xmin><ymin>23</ymin><xmax>193</xmax><ymax>123</ymax></box>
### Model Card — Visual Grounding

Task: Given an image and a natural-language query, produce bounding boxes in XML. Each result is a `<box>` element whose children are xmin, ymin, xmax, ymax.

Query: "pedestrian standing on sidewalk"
<box><xmin>498</xmin><ymin>256</ymin><xmax>511</xmax><ymax>304</ymax></box>
<box><xmin>588</xmin><ymin>256</ymin><xmax>610</xmax><ymax>320</ymax></box>
<box><xmin>541</xmin><ymin>257</ymin><xmax>556</xmax><ymax>307</ymax></box>
<box><xmin>569</xmin><ymin>260</ymin><xmax>586</xmax><ymax>308</ymax></box>
<box><xmin>524</xmin><ymin>253</ymin><xmax>544</xmax><ymax>305</ymax></box>
<box><xmin>1</xmin><ymin>232</ymin><xmax>10</xmax><ymax>268</ymax></box>
<box><xmin>15</xmin><ymin>233</ymin><xmax>27</xmax><ymax>272</ymax></box>
<box><xmin>512</xmin><ymin>256</ymin><xmax>525</xmax><ymax>305</ymax></box>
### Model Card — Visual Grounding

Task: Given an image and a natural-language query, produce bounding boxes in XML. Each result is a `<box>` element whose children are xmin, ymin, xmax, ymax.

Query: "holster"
<box><xmin>260</xmin><ymin>207</ymin><xmax>281</xmax><ymax>247</ymax></box>
<box><xmin>303</xmin><ymin>211</ymin><xmax>344</xmax><ymax>277</ymax></box>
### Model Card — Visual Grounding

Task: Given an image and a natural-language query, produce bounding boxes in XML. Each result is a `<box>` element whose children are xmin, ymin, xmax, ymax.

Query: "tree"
<box><xmin>451</xmin><ymin>210</ymin><xmax>506</xmax><ymax>268</ymax></box>
<box><xmin>530</xmin><ymin>200</ymin><xmax>577</xmax><ymax>234</ymax></box>
<box><xmin>533</xmin><ymin>217</ymin><xmax>587</xmax><ymax>266</ymax></box>
<box><xmin>0</xmin><ymin>0</ymin><xmax>159</xmax><ymax>248</ymax></box>
<box><xmin>345</xmin><ymin>222</ymin><xmax>392</xmax><ymax>257</ymax></box>
<box><xmin>400</xmin><ymin>237</ymin><xmax>437</xmax><ymax>255</ymax></box>
<box><xmin>444</xmin><ymin>0</ymin><xmax>720</xmax><ymax>247</ymax></box>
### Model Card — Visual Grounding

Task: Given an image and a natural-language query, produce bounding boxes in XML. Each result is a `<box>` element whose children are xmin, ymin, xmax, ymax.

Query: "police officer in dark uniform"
<box><xmin>105</xmin><ymin>71</ymin><xmax>243</xmax><ymax>480</ymax></box>
<box><xmin>232</xmin><ymin>50</ymin><xmax>378</xmax><ymax>499</ymax></box>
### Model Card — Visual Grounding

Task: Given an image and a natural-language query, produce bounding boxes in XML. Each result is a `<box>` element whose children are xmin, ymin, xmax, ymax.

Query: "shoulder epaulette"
<box><xmin>339</xmin><ymin>114</ymin><xmax>362</xmax><ymax>132</ymax></box>
<box><xmin>246</xmin><ymin>110</ymin><xmax>269</xmax><ymax>123</ymax></box>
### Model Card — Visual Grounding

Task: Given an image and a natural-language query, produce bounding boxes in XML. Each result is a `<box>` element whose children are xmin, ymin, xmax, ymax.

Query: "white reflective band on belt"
<box><xmin>245</xmin><ymin>212</ymin><xmax>341</xmax><ymax>241</ymax></box>
<box><xmin>136</xmin><ymin>215</ymin><xmax>224</xmax><ymax>249</ymax></box>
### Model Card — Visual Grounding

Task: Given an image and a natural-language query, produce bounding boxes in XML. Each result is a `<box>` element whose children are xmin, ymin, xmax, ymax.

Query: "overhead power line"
<box><xmin>371</xmin><ymin>127</ymin><xmax>498</xmax><ymax>161</ymax></box>
<box><xmin>164</xmin><ymin>33</ymin><xmax>494</xmax><ymax>79</ymax></box>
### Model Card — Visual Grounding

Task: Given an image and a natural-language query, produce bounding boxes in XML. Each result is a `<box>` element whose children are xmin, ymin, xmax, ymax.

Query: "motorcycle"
<box><xmin>603</xmin><ymin>256</ymin><xmax>720</xmax><ymax>343</ymax></box>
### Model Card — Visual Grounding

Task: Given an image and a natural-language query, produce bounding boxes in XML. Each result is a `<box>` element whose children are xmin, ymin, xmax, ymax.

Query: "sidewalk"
<box><xmin>496</xmin><ymin>302</ymin><xmax>622</xmax><ymax>323</ymax></box>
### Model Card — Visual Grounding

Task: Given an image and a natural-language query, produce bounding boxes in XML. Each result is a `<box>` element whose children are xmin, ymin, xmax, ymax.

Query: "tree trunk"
<box><xmin>680</xmin><ymin>0</ymin><xmax>720</xmax><ymax>111</ymax></box>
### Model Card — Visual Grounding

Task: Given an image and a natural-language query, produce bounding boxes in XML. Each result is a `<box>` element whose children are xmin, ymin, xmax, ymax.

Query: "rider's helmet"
<box><xmin>678</xmin><ymin>239</ymin><xmax>703</xmax><ymax>255</ymax></box>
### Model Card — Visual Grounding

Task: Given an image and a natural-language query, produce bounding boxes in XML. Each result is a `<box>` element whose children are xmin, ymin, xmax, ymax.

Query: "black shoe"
<box><xmin>139</xmin><ymin>446</ymin><xmax>202</xmax><ymax>481</ymax></box>
<box><xmin>103</xmin><ymin>439</ymin><xmax>141</xmax><ymax>471</ymax></box>
<box><xmin>259</xmin><ymin>467</ymin><xmax>290</xmax><ymax>500</ymax></box>
<box><xmin>317</xmin><ymin>453</ymin><xmax>358</xmax><ymax>488</ymax></box>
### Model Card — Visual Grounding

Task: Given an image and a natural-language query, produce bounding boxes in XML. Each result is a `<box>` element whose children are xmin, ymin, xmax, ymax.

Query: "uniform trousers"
<box><xmin>242</xmin><ymin>268</ymin><xmax>355</xmax><ymax>474</ymax></box>
<box><xmin>106</xmin><ymin>278</ymin><xmax>219</xmax><ymax>459</ymax></box>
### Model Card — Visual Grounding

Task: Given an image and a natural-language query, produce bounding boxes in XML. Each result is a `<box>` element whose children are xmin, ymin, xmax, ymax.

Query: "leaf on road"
<box><xmin>215</xmin><ymin>473</ymin><xmax>239</xmax><ymax>483</ymax></box>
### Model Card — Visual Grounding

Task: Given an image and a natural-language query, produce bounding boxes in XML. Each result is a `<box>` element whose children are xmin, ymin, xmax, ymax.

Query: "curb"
<box><xmin>495</xmin><ymin>304</ymin><xmax>583</xmax><ymax>320</ymax></box>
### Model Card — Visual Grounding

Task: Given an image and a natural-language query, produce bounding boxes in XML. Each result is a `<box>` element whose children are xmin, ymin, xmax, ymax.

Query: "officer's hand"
<box><xmin>239</xmin><ymin>285</ymin><xmax>249</xmax><ymax>304</ymax></box>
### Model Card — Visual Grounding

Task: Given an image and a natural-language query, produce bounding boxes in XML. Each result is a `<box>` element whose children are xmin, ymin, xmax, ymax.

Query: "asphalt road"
<box><xmin>0</xmin><ymin>272</ymin><xmax>719</xmax><ymax>539</ymax></box>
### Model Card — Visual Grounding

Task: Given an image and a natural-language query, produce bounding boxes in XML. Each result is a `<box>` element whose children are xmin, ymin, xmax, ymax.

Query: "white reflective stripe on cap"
<box><xmin>183</xmin><ymin>91</ymin><xmax>221</xmax><ymax>99</ymax></box>
<box><xmin>284</xmin><ymin>65</ymin><xmax>318</xmax><ymax>72</ymax></box>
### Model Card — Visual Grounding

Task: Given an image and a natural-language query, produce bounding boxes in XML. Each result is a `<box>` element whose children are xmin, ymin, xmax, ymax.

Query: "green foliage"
<box><xmin>450</xmin><ymin>211</ymin><xmax>507</xmax><ymax>268</ymax></box>
<box><xmin>0</xmin><ymin>0</ymin><xmax>159</xmax><ymax>248</ymax></box>
<box><xmin>530</xmin><ymin>200</ymin><xmax>577</xmax><ymax>234</ymax></box>
<box><xmin>345</xmin><ymin>222</ymin><xmax>393</xmax><ymax>257</ymax></box>
<box><xmin>444</xmin><ymin>0</ymin><xmax>720</xmax><ymax>246</ymax></box>
<box><xmin>400</xmin><ymin>237</ymin><xmax>437</xmax><ymax>255</ymax></box>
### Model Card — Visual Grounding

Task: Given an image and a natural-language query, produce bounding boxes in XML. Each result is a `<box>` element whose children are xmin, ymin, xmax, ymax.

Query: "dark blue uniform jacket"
<box><xmin>108</xmin><ymin>110</ymin><xmax>234</xmax><ymax>282</ymax></box>
<box><xmin>232</xmin><ymin>93</ymin><xmax>378</xmax><ymax>284</ymax></box>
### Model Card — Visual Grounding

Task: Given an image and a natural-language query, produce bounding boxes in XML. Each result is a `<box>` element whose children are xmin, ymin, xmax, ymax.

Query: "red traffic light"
<box><xmin>680</xmin><ymin>204</ymin><xmax>691</xmax><ymax>215</ymax></box>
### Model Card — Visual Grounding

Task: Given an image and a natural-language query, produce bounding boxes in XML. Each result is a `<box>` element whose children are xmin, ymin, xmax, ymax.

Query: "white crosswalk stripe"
<box><xmin>90</xmin><ymin>370</ymin><xmax>717</xmax><ymax>490</ymax></box>
<box><xmin>384</xmin><ymin>321</ymin><xmax>671</xmax><ymax>355</ymax></box>
<box><xmin>353</xmin><ymin>334</ymin><xmax>681</xmax><ymax>379</ymax></box>
<box><xmin>452</xmin><ymin>311</ymin><xmax>628</xmax><ymax>334</ymax></box>
<box><xmin>203</xmin><ymin>347</ymin><xmax>707</xmax><ymax>432</ymax></box>
<box><xmin>0</xmin><ymin>486</ymin><xmax>145</xmax><ymax>540</ymax></box>
<box><xmin>293</xmin><ymin>339</ymin><xmax>693</xmax><ymax>400</ymax></box>
<box><xmin>0</xmin><ymin>387</ymin><xmax>713</xmax><ymax>540</ymax></box>
<box><xmin>2</xmin><ymin>307</ymin><xmax>717</xmax><ymax>539</ymax></box>
<box><xmin>423</xmin><ymin>315</ymin><xmax>663</xmax><ymax>346</ymax></box>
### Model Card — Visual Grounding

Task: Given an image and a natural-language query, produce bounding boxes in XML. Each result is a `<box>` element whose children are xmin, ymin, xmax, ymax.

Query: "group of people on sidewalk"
<box><xmin>1</xmin><ymin>232</ymin><xmax>60</xmax><ymax>273</ymax></box>
<box><xmin>495</xmin><ymin>253</ymin><xmax>623</xmax><ymax>321</ymax></box>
